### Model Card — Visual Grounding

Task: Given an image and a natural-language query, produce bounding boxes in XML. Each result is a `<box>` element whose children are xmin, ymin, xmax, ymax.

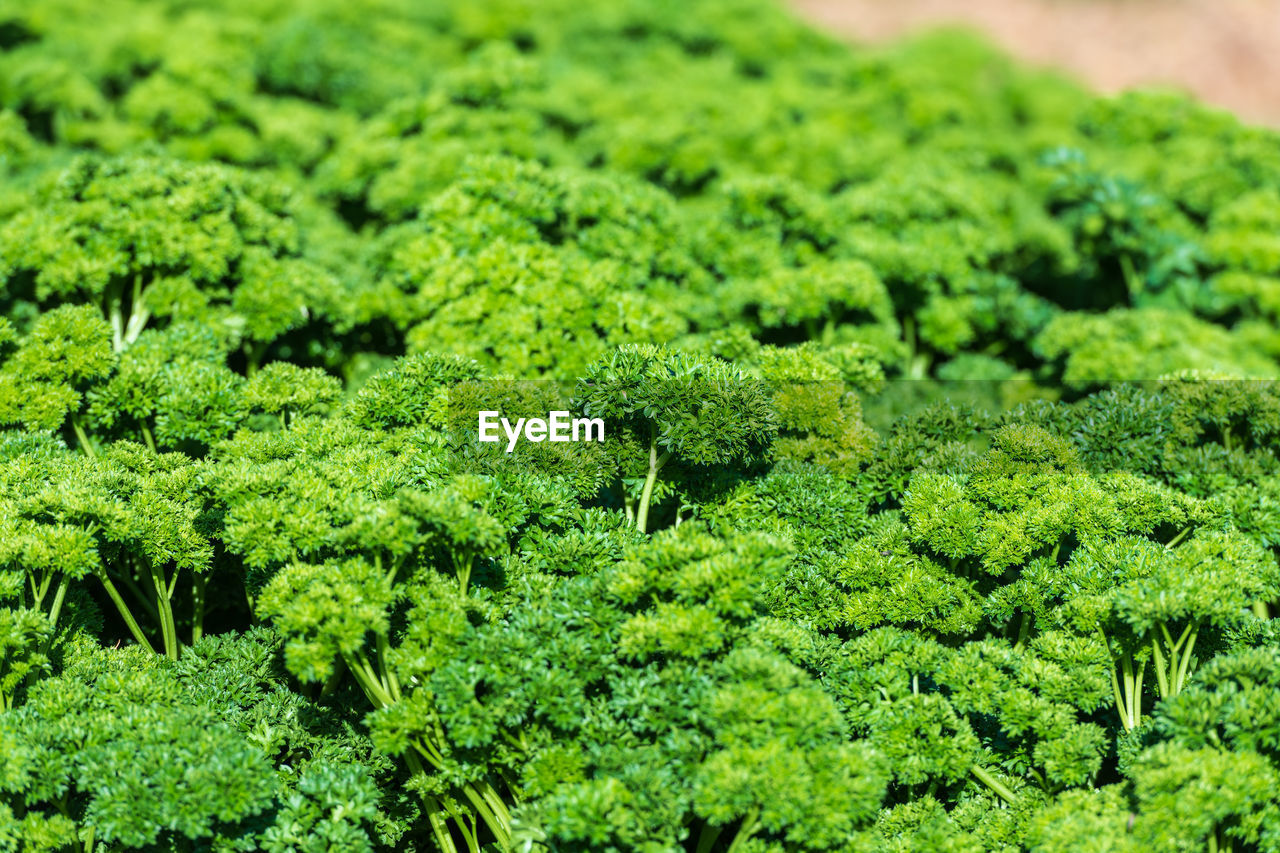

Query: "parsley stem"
<box><xmin>320</xmin><ymin>656</ymin><xmax>345</xmax><ymax>697</ymax></box>
<box><xmin>150</xmin><ymin>563</ymin><xmax>180</xmax><ymax>660</ymax></box>
<box><xmin>191</xmin><ymin>572</ymin><xmax>207</xmax><ymax>644</ymax></box>
<box><xmin>43</xmin><ymin>575</ymin><xmax>68</xmax><ymax>644</ymax></box>
<box><xmin>420</xmin><ymin>792</ymin><xmax>459</xmax><ymax>853</ymax></box>
<box><xmin>971</xmin><ymin>765</ymin><xmax>1018</xmax><ymax>805</ymax></box>
<box><xmin>636</xmin><ymin>431</ymin><xmax>671</xmax><ymax>534</ymax></box>
<box><xmin>344</xmin><ymin>651</ymin><xmax>392</xmax><ymax>707</ymax></box>
<box><xmin>696</xmin><ymin>822</ymin><xmax>723</xmax><ymax>853</ymax></box>
<box><xmin>1015</xmin><ymin>610</ymin><xmax>1032</xmax><ymax>646</ymax></box>
<box><xmin>726</xmin><ymin>807</ymin><xmax>761</xmax><ymax>853</ymax></box>
<box><xmin>139</xmin><ymin>423</ymin><xmax>157</xmax><ymax>454</ymax></box>
<box><xmin>1164</xmin><ymin>525</ymin><xmax>1192</xmax><ymax>550</ymax></box>
<box><xmin>70</xmin><ymin>414</ymin><xmax>96</xmax><ymax>459</ymax></box>
<box><xmin>1174</xmin><ymin>623</ymin><xmax>1200</xmax><ymax>695</ymax></box>
<box><xmin>1097</xmin><ymin>628</ymin><xmax>1134</xmax><ymax>731</ymax></box>
<box><xmin>96</xmin><ymin>570</ymin><xmax>154</xmax><ymax>652</ymax></box>
<box><xmin>1152</xmin><ymin>637</ymin><xmax>1170</xmax><ymax>698</ymax></box>
<box><xmin>117</xmin><ymin>566</ymin><xmax>162</xmax><ymax>626</ymax></box>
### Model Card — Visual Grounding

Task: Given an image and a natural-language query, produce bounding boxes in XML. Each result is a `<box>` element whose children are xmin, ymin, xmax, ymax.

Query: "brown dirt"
<box><xmin>789</xmin><ymin>0</ymin><xmax>1280</xmax><ymax>126</ymax></box>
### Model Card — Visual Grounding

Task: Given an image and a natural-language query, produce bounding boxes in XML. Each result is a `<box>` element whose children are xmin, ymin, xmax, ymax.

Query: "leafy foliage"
<box><xmin>4</xmin><ymin>0</ymin><xmax>1280</xmax><ymax>851</ymax></box>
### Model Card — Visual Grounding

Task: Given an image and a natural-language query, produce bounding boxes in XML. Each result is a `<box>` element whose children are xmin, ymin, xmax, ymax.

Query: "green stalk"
<box><xmin>349</xmin><ymin>642</ymin><xmax>512</xmax><ymax>851</ymax></box>
<box><xmin>459</xmin><ymin>786</ymin><xmax>499</xmax><ymax>833</ymax></box>
<box><xmin>1174</xmin><ymin>623</ymin><xmax>1199</xmax><ymax>696</ymax></box>
<box><xmin>1164</xmin><ymin>525</ymin><xmax>1192</xmax><ymax>550</ymax></box>
<box><xmin>387</xmin><ymin>554</ymin><xmax>407</xmax><ymax>586</ymax></box>
<box><xmin>499</xmin><ymin>768</ymin><xmax>523</xmax><ymax>806</ymax></box>
<box><xmin>464</xmin><ymin>818</ymin><xmax>480</xmax><ymax>853</ymax></box>
<box><xmin>375</xmin><ymin>632</ymin><xmax>401</xmax><ymax>701</ymax></box>
<box><xmin>695</xmin><ymin>823</ymin><xmax>723</xmax><ymax>853</ymax></box>
<box><xmin>1120</xmin><ymin>654</ymin><xmax>1147</xmax><ymax>730</ymax></box>
<box><xmin>1109</xmin><ymin>667</ymin><xmax>1128</xmax><ymax>731</ymax></box>
<box><xmin>32</xmin><ymin>570</ymin><xmax>52</xmax><ymax>609</ymax></box>
<box><xmin>122</xmin><ymin>274</ymin><xmax>150</xmax><ymax>349</ymax></box>
<box><xmin>1151</xmin><ymin>637</ymin><xmax>1170</xmax><ymax>698</ymax></box>
<box><xmin>139</xmin><ymin>423</ymin><xmax>157</xmax><ymax>454</ymax></box>
<box><xmin>1119</xmin><ymin>254</ymin><xmax>1142</xmax><ymax>302</ymax></box>
<box><xmin>44</xmin><ymin>575</ymin><xmax>68</xmax><ymax>637</ymax></box>
<box><xmin>970</xmin><ymin>765</ymin><xmax>1018</xmax><ymax>805</ymax></box>
<box><xmin>1119</xmin><ymin>653</ymin><xmax>1142</xmax><ymax>730</ymax></box>
<box><xmin>422</xmin><ymin>796</ymin><xmax>459</xmax><ymax>853</ymax></box>
<box><xmin>635</xmin><ymin>431</ymin><xmax>671</xmax><ymax>535</ymax></box>
<box><xmin>725</xmin><ymin>807</ymin><xmax>761</xmax><ymax>853</ymax></box>
<box><xmin>70</xmin><ymin>414</ymin><xmax>96</xmax><ymax>459</ymax></box>
<box><xmin>1123</xmin><ymin>658</ymin><xmax>1134</xmax><ymax>728</ymax></box>
<box><xmin>403</xmin><ymin>751</ymin><xmax>460</xmax><ymax>853</ymax></box>
<box><xmin>904</xmin><ymin>315</ymin><xmax>932</xmax><ymax>379</ymax></box>
<box><xmin>150</xmin><ymin>563</ymin><xmax>179</xmax><ymax>660</ymax></box>
<box><xmin>439</xmin><ymin>798</ymin><xmax>478</xmax><ymax>853</ymax></box>
<box><xmin>115</xmin><ymin>268</ymin><xmax>149</xmax><ymax>348</ymax></box>
<box><xmin>319</xmin><ymin>656</ymin><xmax>346</xmax><ymax>698</ymax></box>
<box><xmin>191</xmin><ymin>572</ymin><xmax>207</xmax><ymax>645</ymax></box>
<box><xmin>27</xmin><ymin>574</ymin><xmax>70</xmax><ymax>683</ymax></box>
<box><xmin>107</xmin><ymin>283</ymin><xmax>125</xmax><ymax>353</ymax></box>
<box><xmin>415</xmin><ymin>738</ymin><xmax>447</xmax><ymax>772</ymax></box>
<box><xmin>455</xmin><ymin>553</ymin><xmax>472</xmax><ymax>595</ymax></box>
<box><xmin>405</xmin><ymin>750</ymin><xmax>430</xmax><ymax>778</ymax></box>
<box><xmin>479</xmin><ymin>783</ymin><xmax>512</xmax><ymax>833</ymax></box>
<box><xmin>1154</xmin><ymin>622</ymin><xmax>1194</xmax><ymax>699</ymax></box>
<box><xmin>1016</xmin><ymin>610</ymin><xmax>1032</xmax><ymax>647</ymax></box>
<box><xmin>1253</xmin><ymin>601</ymin><xmax>1270</xmax><ymax>620</ymax></box>
<box><xmin>243</xmin><ymin>340</ymin><xmax>268</xmax><ymax>377</ymax></box>
<box><xmin>356</xmin><ymin>648</ymin><xmax>393</xmax><ymax>702</ymax></box>
<box><xmin>448</xmin><ymin>804</ymin><xmax>480</xmax><ymax>853</ymax></box>
<box><xmin>117</xmin><ymin>567</ymin><xmax>162</xmax><ymax>625</ymax></box>
<box><xmin>1132</xmin><ymin>657</ymin><xmax>1146</xmax><ymax>726</ymax></box>
<box><xmin>1097</xmin><ymin>628</ymin><xmax>1133</xmax><ymax>731</ymax></box>
<box><xmin>343</xmin><ymin>651</ymin><xmax>393</xmax><ymax>708</ymax></box>
<box><xmin>460</xmin><ymin>783</ymin><xmax>509</xmax><ymax>848</ymax></box>
<box><xmin>96</xmin><ymin>570</ymin><xmax>154</xmax><ymax>652</ymax></box>
<box><xmin>413</xmin><ymin>738</ymin><xmax>510</xmax><ymax>846</ymax></box>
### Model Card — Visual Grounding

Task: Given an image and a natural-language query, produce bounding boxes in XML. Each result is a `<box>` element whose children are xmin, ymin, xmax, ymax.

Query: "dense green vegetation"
<box><xmin>2</xmin><ymin>0</ymin><xmax>1280</xmax><ymax>850</ymax></box>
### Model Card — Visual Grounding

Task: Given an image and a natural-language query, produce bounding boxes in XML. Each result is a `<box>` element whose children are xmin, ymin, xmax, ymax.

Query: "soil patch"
<box><xmin>790</xmin><ymin>0</ymin><xmax>1280</xmax><ymax>126</ymax></box>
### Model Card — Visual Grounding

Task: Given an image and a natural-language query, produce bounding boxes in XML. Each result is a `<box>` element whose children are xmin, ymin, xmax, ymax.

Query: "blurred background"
<box><xmin>791</xmin><ymin>0</ymin><xmax>1280</xmax><ymax>125</ymax></box>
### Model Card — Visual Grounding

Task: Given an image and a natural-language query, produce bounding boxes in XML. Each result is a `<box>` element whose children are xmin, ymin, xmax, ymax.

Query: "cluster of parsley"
<box><xmin>1</xmin><ymin>0</ymin><xmax>1280</xmax><ymax>850</ymax></box>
